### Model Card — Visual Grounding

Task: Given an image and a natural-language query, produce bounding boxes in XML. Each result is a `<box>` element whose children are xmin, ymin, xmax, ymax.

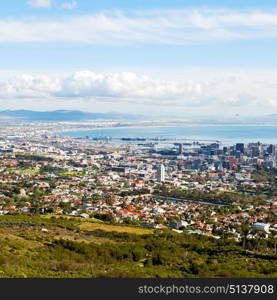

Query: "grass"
<box><xmin>41</xmin><ymin>214</ymin><xmax>104</xmax><ymax>223</ymax></box>
<box><xmin>0</xmin><ymin>217</ymin><xmax>112</xmax><ymax>246</ymax></box>
<box><xmin>58</xmin><ymin>171</ymin><xmax>87</xmax><ymax>177</ymax></box>
<box><xmin>0</xmin><ymin>230</ymin><xmax>43</xmax><ymax>249</ymax></box>
<box><xmin>1</xmin><ymin>168</ymin><xmax>39</xmax><ymax>175</ymax></box>
<box><xmin>19</xmin><ymin>169</ymin><xmax>40</xmax><ymax>175</ymax></box>
<box><xmin>79</xmin><ymin>222</ymin><xmax>154</xmax><ymax>235</ymax></box>
<box><xmin>0</xmin><ymin>215</ymin><xmax>276</xmax><ymax>278</ymax></box>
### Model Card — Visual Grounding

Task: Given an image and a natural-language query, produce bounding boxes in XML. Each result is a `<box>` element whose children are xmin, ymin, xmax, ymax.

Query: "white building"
<box><xmin>252</xmin><ymin>222</ymin><xmax>270</xmax><ymax>233</ymax></box>
<box><xmin>156</xmin><ymin>164</ymin><xmax>165</xmax><ymax>182</ymax></box>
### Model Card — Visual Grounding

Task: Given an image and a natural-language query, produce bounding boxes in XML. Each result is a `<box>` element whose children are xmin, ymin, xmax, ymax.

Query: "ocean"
<box><xmin>58</xmin><ymin>125</ymin><xmax>277</xmax><ymax>145</ymax></box>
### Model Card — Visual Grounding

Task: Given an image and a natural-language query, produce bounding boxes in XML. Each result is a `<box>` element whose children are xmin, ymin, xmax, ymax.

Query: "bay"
<box><xmin>58</xmin><ymin>125</ymin><xmax>277</xmax><ymax>144</ymax></box>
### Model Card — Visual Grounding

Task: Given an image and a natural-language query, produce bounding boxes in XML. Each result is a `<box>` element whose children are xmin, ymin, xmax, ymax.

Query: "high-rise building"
<box><xmin>178</xmin><ymin>143</ymin><xmax>183</xmax><ymax>155</ymax></box>
<box><xmin>157</xmin><ymin>164</ymin><xmax>165</xmax><ymax>182</ymax></box>
<box><xmin>268</xmin><ymin>144</ymin><xmax>276</xmax><ymax>155</ymax></box>
<box><xmin>251</xmin><ymin>145</ymin><xmax>260</xmax><ymax>157</ymax></box>
<box><xmin>236</xmin><ymin>143</ymin><xmax>245</xmax><ymax>154</ymax></box>
<box><xmin>258</xmin><ymin>143</ymin><xmax>264</xmax><ymax>157</ymax></box>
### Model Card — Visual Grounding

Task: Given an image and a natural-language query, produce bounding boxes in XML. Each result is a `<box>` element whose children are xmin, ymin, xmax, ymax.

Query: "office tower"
<box><xmin>268</xmin><ymin>144</ymin><xmax>276</xmax><ymax>155</ymax></box>
<box><xmin>235</xmin><ymin>151</ymin><xmax>242</xmax><ymax>159</ymax></box>
<box><xmin>210</xmin><ymin>143</ymin><xmax>220</xmax><ymax>149</ymax></box>
<box><xmin>178</xmin><ymin>143</ymin><xmax>183</xmax><ymax>155</ymax></box>
<box><xmin>251</xmin><ymin>145</ymin><xmax>260</xmax><ymax>157</ymax></box>
<box><xmin>236</xmin><ymin>143</ymin><xmax>245</xmax><ymax>154</ymax></box>
<box><xmin>157</xmin><ymin>164</ymin><xmax>165</xmax><ymax>182</ymax></box>
<box><xmin>258</xmin><ymin>143</ymin><xmax>264</xmax><ymax>157</ymax></box>
<box><xmin>223</xmin><ymin>146</ymin><xmax>228</xmax><ymax>154</ymax></box>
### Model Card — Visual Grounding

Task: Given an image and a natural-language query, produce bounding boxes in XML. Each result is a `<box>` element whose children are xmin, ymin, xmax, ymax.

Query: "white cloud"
<box><xmin>0</xmin><ymin>73</ymin><xmax>60</xmax><ymax>98</ymax></box>
<box><xmin>1</xmin><ymin>70</ymin><xmax>277</xmax><ymax>114</ymax></box>
<box><xmin>56</xmin><ymin>71</ymin><xmax>204</xmax><ymax>101</ymax></box>
<box><xmin>61</xmin><ymin>1</ymin><xmax>77</xmax><ymax>10</ymax></box>
<box><xmin>0</xmin><ymin>71</ymin><xmax>203</xmax><ymax>102</ymax></box>
<box><xmin>27</xmin><ymin>0</ymin><xmax>53</xmax><ymax>8</ymax></box>
<box><xmin>3</xmin><ymin>8</ymin><xmax>277</xmax><ymax>44</ymax></box>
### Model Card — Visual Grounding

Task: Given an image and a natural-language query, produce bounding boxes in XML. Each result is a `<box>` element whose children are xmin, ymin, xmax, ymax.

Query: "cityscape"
<box><xmin>0</xmin><ymin>120</ymin><xmax>276</xmax><ymax>277</ymax></box>
<box><xmin>0</xmin><ymin>0</ymin><xmax>276</xmax><ymax>282</ymax></box>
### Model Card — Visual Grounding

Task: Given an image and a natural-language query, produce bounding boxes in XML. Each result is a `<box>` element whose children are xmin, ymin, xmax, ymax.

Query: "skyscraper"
<box><xmin>157</xmin><ymin>164</ymin><xmax>165</xmax><ymax>182</ymax></box>
<box><xmin>251</xmin><ymin>145</ymin><xmax>260</xmax><ymax>157</ymax></box>
<box><xmin>236</xmin><ymin>143</ymin><xmax>245</xmax><ymax>154</ymax></box>
<box><xmin>178</xmin><ymin>143</ymin><xmax>183</xmax><ymax>155</ymax></box>
<box><xmin>268</xmin><ymin>144</ymin><xmax>276</xmax><ymax>156</ymax></box>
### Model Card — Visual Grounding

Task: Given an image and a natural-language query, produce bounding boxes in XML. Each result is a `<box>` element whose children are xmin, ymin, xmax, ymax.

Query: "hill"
<box><xmin>0</xmin><ymin>110</ymin><xmax>140</xmax><ymax>121</ymax></box>
<box><xmin>0</xmin><ymin>214</ymin><xmax>276</xmax><ymax>278</ymax></box>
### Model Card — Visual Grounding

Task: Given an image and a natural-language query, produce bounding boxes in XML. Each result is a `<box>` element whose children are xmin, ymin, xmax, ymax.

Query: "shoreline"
<box><xmin>55</xmin><ymin>123</ymin><xmax>277</xmax><ymax>133</ymax></box>
<box><xmin>55</xmin><ymin>124</ymin><xmax>277</xmax><ymax>145</ymax></box>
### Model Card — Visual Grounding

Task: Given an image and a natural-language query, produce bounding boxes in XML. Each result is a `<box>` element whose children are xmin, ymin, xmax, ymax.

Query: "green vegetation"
<box><xmin>79</xmin><ymin>222</ymin><xmax>153</xmax><ymax>235</ymax></box>
<box><xmin>15</xmin><ymin>154</ymin><xmax>53</xmax><ymax>162</ymax></box>
<box><xmin>0</xmin><ymin>215</ymin><xmax>276</xmax><ymax>278</ymax></box>
<box><xmin>250</xmin><ymin>168</ymin><xmax>277</xmax><ymax>195</ymax></box>
<box><xmin>119</xmin><ymin>189</ymin><xmax>150</xmax><ymax>197</ymax></box>
<box><xmin>155</xmin><ymin>186</ymin><xmax>268</xmax><ymax>205</ymax></box>
<box><xmin>18</xmin><ymin>169</ymin><xmax>40</xmax><ymax>175</ymax></box>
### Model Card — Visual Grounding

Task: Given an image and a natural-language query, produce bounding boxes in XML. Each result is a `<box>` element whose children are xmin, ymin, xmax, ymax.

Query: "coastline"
<box><xmin>54</xmin><ymin>122</ymin><xmax>277</xmax><ymax>133</ymax></box>
<box><xmin>55</xmin><ymin>124</ymin><xmax>277</xmax><ymax>145</ymax></box>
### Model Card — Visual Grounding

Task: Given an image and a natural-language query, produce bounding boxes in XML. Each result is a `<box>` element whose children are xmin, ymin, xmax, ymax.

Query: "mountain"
<box><xmin>0</xmin><ymin>110</ymin><xmax>141</xmax><ymax>121</ymax></box>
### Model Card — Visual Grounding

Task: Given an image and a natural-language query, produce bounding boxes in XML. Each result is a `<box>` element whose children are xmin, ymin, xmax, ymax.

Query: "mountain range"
<box><xmin>0</xmin><ymin>110</ymin><xmax>141</xmax><ymax>121</ymax></box>
<box><xmin>1</xmin><ymin>110</ymin><xmax>277</xmax><ymax>123</ymax></box>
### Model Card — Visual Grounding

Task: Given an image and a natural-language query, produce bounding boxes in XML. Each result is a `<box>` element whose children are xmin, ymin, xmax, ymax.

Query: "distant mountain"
<box><xmin>0</xmin><ymin>110</ymin><xmax>141</xmax><ymax>121</ymax></box>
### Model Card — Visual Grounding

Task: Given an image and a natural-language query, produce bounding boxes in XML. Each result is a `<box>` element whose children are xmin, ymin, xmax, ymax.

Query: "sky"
<box><xmin>1</xmin><ymin>0</ymin><xmax>277</xmax><ymax>117</ymax></box>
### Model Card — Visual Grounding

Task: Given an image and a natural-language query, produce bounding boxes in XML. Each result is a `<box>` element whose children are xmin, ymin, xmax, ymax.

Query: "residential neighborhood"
<box><xmin>0</xmin><ymin>121</ymin><xmax>276</xmax><ymax>243</ymax></box>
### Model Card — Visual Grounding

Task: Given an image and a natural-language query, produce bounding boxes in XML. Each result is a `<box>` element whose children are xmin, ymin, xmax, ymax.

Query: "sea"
<box><xmin>58</xmin><ymin>125</ymin><xmax>277</xmax><ymax>145</ymax></box>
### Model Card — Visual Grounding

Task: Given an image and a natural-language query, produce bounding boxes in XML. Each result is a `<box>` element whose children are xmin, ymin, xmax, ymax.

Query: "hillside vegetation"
<box><xmin>0</xmin><ymin>215</ymin><xmax>276</xmax><ymax>278</ymax></box>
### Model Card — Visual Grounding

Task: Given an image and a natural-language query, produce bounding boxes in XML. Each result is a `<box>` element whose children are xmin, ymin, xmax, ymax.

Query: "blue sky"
<box><xmin>2</xmin><ymin>0</ymin><xmax>277</xmax><ymax>71</ymax></box>
<box><xmin>1</xmin><ymin>0</ymin><xmax>277</xmax><ymax>116</ymax></box>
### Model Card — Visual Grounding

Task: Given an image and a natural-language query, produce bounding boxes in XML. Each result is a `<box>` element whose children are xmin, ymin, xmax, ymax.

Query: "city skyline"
<box><xmin>1</xmin><ymin>1</ymin><xmax>277</xmax><ymax>116</ymax></box>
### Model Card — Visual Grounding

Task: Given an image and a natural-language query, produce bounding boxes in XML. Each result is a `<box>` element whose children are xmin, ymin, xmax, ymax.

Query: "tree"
<box><xmin>59</xmin><ymin>202</ymin><xmax>72</xmax><ymax>214</ymax></box>
<box><xmin>240</xmin><ymin>223</ymin><xmax>250</xmax><ymax>250</ymax></box>
<box><xmin>269</xmin><ymin>231</ymin><xmax>277</xmax><ymax>255</ymax></box>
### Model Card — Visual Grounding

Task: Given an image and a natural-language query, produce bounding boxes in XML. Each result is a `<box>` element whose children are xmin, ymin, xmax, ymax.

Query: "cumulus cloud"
<box><xmin>0</xmin><ymin>74</ymin><xmax>60</xmax><ymax>98</ymax></box>
<box><xmin>3</xmin><ymin>8</ymin><xmax>277</xmax><ymax>44</ymax></box>
<box><xmin>27</xmin><ymin>0</ymin><xmax>53</xmax><ymax>8</ymax></box>
<box><xmin>0</xmin><ymin>71</ymin><xmax>203</xmax><ymax>103</ymax></box>
<box><xmin>1</xmin><ymin>70</ymin><xmax>277</xmax><ymax>112</ymax></box>
<box><xmin>55</xmin><ymin>71</ymin><xmax>204</xmax><ymax>100</ymax></box>
<box><xmin>61</xmin><ymin>1</ymin><xmax>77</xmax><ymax>10</ymax></box>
